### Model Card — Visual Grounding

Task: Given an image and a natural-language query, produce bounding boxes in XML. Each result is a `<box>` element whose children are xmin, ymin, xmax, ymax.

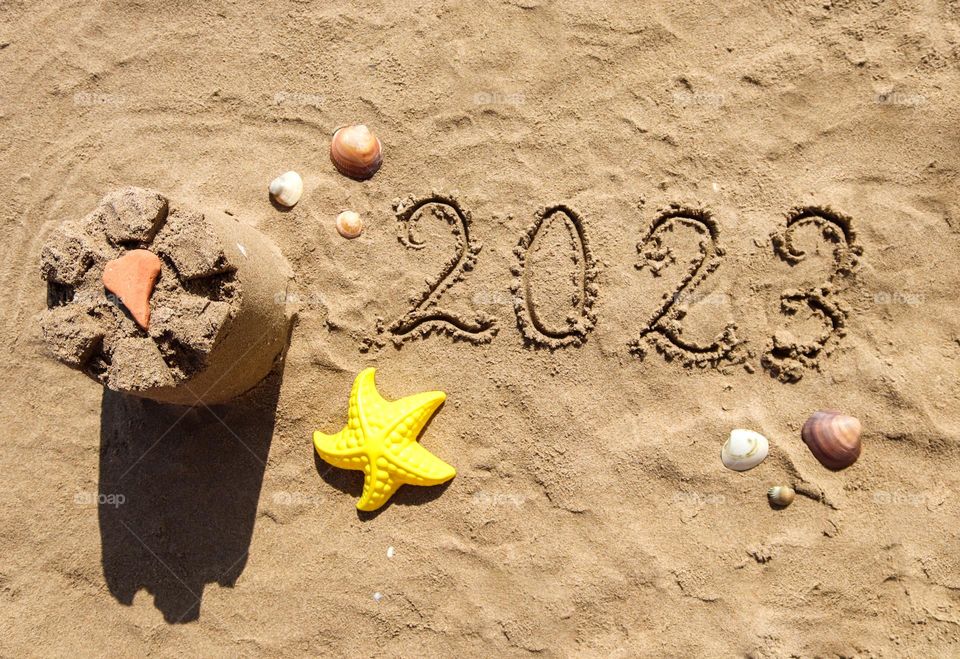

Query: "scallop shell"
<box><xmin>336</xmin><ymin>211</ymin><xmax>363</xmax><ymax>239</ymax></box>
<box><xmin>330</xmin><ymin>125</ymin><xmax>382</xmax><ymax>180</ymax></box>
<box><xmin>767</xmin><ymin>485</ymin><xmax>795</xmax><ymax>508</ymax></box>
<box><xmin>269</xmin><ymin>171</ymin><xmax>303</xmax><ymax>207</ymax></box>
<box><xmin>721</xmin><ymin>429</ymin><xmax>769</xmax><ymax>472</ymax></box>
<box><xmin>801</xmin><ymin>410</ymin><xmax>861</xmax><ymax>470</ymax></box>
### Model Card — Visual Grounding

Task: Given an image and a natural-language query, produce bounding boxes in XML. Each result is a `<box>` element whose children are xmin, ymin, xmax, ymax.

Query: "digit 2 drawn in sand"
<box><xmin>629</xmin><ymin>204</ymin><xmax>740</xmax><ymax>367</ymax></box>
<box><xmin>762</xmin><ymin>206</ymin><xmax>862</xmax><ymax>382</ymax></box>
<box><xmin>371</xmin><ymin>193</ymin><xmax>498</xmax><ymax>348</ymax></box>
<box><xmin>511</xmin><ymin>205</ymin><xmax>599</xmax><ymax>348</ymax></box>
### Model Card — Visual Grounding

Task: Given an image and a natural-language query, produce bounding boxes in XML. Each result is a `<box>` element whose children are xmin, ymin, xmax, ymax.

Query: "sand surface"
<box><xmin>2</xmin><ymin>1</ymin><xmax>960</xmax><ymax>656</ymax></box>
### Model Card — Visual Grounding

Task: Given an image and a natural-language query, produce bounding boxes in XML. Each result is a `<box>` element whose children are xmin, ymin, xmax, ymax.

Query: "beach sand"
<box><xmin>1</xmin><ymin>1</ymin><xmax>959</xmax><ymax>655</ymax></box>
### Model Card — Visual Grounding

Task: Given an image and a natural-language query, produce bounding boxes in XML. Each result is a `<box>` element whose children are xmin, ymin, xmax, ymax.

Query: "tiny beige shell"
<box><xmin>767</xmin><ymin>485</ymin><xmax>795</xmax><ymax>508</ymax></box>
<box><xmin>336</xmin><ymin>210</ymin><xmax>363</xmax><ymax>239</ymax></box>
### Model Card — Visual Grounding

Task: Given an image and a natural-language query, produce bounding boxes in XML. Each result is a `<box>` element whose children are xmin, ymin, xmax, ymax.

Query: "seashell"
<box><xmin>330</xmin><ymin>124</ymin><xmax>382</xmax><ymax>180</ymax></box>
<box><xmin>335</xmin><ymin>210</ymin><xmax>363</xmax><ymax>239</ymax></box>
<box><xmin>269</xmin><ymin>171</ymin><xmax>303</xmax><ymax>207</ymax></box>
<box><xmin>801</xmin><ymin>410</ymin><xmax>861</xmax><ymax>470</ymax></box>
<box><xmin>767</xmin><ymin>485</ymin><xmax>795</xmax><ymax>508</ymax></box>
<box><xmin>721</xmin><ymin>429</ymin><xmax>769</xmax><ymax>471</ymax></box>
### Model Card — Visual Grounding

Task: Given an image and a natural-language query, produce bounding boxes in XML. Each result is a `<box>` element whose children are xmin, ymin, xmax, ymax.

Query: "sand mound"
<box><xmin>40</xmin><ymin>188</ymin><xmax>294</xmax><ymax>404</ymax></box>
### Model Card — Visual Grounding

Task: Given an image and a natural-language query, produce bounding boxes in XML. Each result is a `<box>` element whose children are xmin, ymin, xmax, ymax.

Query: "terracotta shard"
<box><xmin>102</xmin><ymin>249</ymin><xmax>162</xmax><ymax>329</ymax></box>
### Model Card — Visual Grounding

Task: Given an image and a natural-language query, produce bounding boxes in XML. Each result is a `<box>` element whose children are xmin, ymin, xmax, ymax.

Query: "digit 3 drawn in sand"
<box><xmin>763</xmin><ymin>288</ymin><xmax>849</xmax><ymax>382</ymax></box>
<box><xmin>368</xmin><ymin>193</ymin><xmax>498</xmax><ymax>348</ymax></box>
<box><xmin>629</xmin><ymin>204</ymin><xmax>741</xmax><ymax>368</ymax></box>
<box><xmin>510</xmin><ymin>205</ymin><xmax>599</xmax><ymax>348</ymax></box>
<box><xmin>762</xmin><ymin>206</ymin><xmax>862</xmax><ymax>382</ymax></box>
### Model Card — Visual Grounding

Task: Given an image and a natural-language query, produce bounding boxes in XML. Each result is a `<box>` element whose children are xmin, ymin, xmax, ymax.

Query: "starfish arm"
<box><xmin>357</xmin><ymin>468</ymin><xmax>401</xmax><ymax>512</ymax></box>
<box><xmin>386</xmin><ymin>441</ymin><xmax>456</xmax><ymax>485</ymax></box>
<box><xmin>387</xmin><ymin>389</ymin><xmax>446</xmax><ymax>427</ymax></box>
<box><xmin>381</xmin><ymin>390</ymin><xmax>446</xmax><ymax>446</ymax></box>
<box><xmin>313</xmin><ymin>429</ymin><xmax>367</xmax><ymax>470</ymax></box>
<box><xmin>352</xmin><ymin>368</ymin><xmax>391</xmax><ymax>435</ymax></box>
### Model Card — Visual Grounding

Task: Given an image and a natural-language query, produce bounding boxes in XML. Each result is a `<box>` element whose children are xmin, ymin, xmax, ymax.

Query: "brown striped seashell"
<box><xmin>801</xmin><ymin>410</ymin><xmax>862</xmax><ymax>470</ymax></box>
<box><xmin>330</xmin><ymin>124</ymin><xmax>382</xmax><ymax>180</ymax></box>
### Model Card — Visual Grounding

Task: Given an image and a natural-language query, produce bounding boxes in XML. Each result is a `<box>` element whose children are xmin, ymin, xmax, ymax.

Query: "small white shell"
<box><xmin>721</xmin><ymin>429</ymin><xmax>769</xmax><ymax>471</ymax></box>
<box><xmin>268</xmin><ymin>171</ymin><xmax>303</xmax><ymax>207</ymax></box>
<box><xmin>336</xmin><ymin>210</ymin><xmax>363</xmax><ymax>239</ymax></box>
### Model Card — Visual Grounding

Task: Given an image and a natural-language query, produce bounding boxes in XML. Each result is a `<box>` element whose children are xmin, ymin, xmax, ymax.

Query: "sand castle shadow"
<box><xmin>97</xmin><ymin>369</ymin><xmax>282</xmax><ymax>624</ymax></box>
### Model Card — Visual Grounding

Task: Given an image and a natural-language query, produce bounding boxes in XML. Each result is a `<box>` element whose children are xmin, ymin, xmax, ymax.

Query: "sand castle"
<box><xmin>40</xmin><ymin>187</ymin><xmax>295</xmax><ymax>405</ymax></box>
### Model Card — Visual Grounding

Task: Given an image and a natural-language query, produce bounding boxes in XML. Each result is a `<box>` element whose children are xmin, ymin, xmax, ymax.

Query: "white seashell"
<box><xmin>268</xmin><ymin>171</ymin><xmax>303</xmax><ymax>207</ymax></box>
<box><xmin>336</xmin><ymin>210</ymin><xmax>363</xmax><ymax>239</ymax></box>
<box><xmin>721</xmin><ymin>429</ymin><xmax>769</xmax><ymax>471</ymax></box>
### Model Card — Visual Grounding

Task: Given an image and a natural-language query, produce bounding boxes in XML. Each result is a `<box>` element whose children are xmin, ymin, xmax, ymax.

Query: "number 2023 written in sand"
<box><xmin>363</xmin><ymin>194</ymin><xmax>862</xmax><ymax>382</ymax></box>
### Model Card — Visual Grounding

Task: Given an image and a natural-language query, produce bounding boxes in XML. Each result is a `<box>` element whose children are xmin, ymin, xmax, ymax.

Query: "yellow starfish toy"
<box><xmin>313</xmin><ymin>368</ymin><xmax>456</xmax><ymax>511</ymax></box>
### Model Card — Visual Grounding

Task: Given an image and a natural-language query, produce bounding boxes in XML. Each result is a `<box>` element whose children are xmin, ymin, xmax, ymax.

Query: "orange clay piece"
<box><xmin>102</xmin><ymin>249</ymin><xmax>162</xmax><ymax>329</ymax></box>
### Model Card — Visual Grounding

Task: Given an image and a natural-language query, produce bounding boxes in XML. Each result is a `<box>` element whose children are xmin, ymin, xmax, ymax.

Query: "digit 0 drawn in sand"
<box><xmin>366</xmin><ymin>193</ymin><xmax>498</xmax><ymax>349</ymax></box>
<box><xmin>629</xmin><ymin>204</ymin><xmax>741</xmax><ymax>368</ymax></box>
<box><xmin>510</xmin><ymin>205</ymin><xmax>599</xmax><ymax>348</ymax></box>
<box><xmin>762</xmin><ymin>206</ymin><xmax>862</xmax><ymax>382</ymax></box>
